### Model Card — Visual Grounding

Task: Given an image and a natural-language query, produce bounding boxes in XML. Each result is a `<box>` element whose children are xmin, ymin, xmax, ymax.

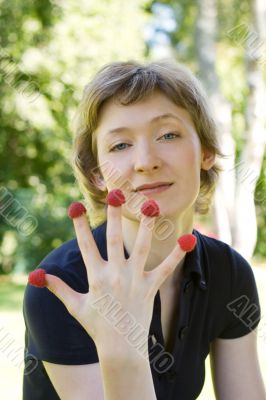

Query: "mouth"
<box><xmin>136</xmin><ymin>183</ymin><xmax>173</xmax><ymax>196</ymax></box>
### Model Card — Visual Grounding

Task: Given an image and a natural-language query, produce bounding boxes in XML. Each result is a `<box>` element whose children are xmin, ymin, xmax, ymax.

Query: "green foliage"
<box><xmin>255</xmin><ymin>154</ymin><xmax>266</xmax><ymax>257</ymax></box>
<box><xmin>0</xmin><ymin>0</ymin><xmax>265</xmax><ymax>274</ymax></box>
<box><xmin>0</xmin><ymin>0</ymin><xmax>153</xmax><ymax>274</ymax></box>
<box><xmin>0</xmin><ymin>276</ymin><xmax>26</xmax><ymax>310</ymax></box>
<box><xmin>148</xmin><ymin>0</ymin><xmax>266</xmax><ymax>257</ymax></box>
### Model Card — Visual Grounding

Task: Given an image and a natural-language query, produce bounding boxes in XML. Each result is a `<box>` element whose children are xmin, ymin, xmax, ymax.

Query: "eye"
<box><xmin>160</xmin><ymin>132</ymin><xmax>181</xmax><ymax>140</ymax></box>
<box><xmin>109</xmin><ymin>132</ymin><xmax>181</xmax><ymax>152</ymax></box>
<box><xmin>109</xmin><ymin>143</ymin><xmax>131</xmax><ymax>152</ymax></box>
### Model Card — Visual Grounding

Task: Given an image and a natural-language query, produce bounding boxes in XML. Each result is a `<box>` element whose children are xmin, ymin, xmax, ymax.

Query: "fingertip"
<box><xmin>106</xmin><ymin>189</ymin><xmax>126</xmax><ymax>207</ymax></box>
<box><xmin>68</xmin><ymin>202</ymin><xmax>87</xmax><ymax>219</ymax></box>
<box><xmin>28</xmin><ymin>268</ymin><xmax>46</xmax><ymax>288</ymax></box>
<box><xmin>177</xmin><ymin>234</ymin><xmax>197</xmax><ymax>252</ymax></box>
<box><xmin>141</xmin><ymin>200</ymin><xmax>160</xmax><ymax>217</ymax></box>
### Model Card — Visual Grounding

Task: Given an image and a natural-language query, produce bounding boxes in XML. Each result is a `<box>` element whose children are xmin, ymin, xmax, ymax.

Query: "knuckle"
<box><xmin>89</xmin><ymin>270</ymin><xmax>123</xmax><ymax>293</ymax></box>
<box><xmin>137</xmin><ymin>243</ymin><xmax>149</xmax><ymax>256</ymax></box>
<box><xmin>77</xmin><ymin>236</ymin><xmax>88</xmax><ymax>250</ymax></box>
<box><xmin>109</xmin><ymin>275</ymin><xmax>122</xmax><ymax>290</ymax></box>
<box><xmin>89</xmin><ymin>276</ymin><xmax>105</xmax><ymax>291</ymax></box>
<box><xmin>108</xmin><ymin>233</ymin><xmax>121</xmax><ymax>246</ymax></box>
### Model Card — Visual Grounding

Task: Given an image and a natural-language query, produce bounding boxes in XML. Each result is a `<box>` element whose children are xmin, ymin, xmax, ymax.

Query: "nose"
<box><xmin>133</xmin><ymin>141</ymin><xmax>162</xmax><ymax>173</ymax></box>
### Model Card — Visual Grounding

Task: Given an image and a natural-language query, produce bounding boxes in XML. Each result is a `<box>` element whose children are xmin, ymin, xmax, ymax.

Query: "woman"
<box><xmin>23</xmin><ymin>60</ymin><xmax>266</xmax><ymax>399</ymax></box>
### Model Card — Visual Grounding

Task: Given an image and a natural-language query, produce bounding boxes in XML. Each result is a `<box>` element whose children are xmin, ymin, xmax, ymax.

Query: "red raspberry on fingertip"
<box><xmin>141</xmin><ymin>200</ymin><xmax>160</xmax><ymax>217</ymax></box>
<box><xmin>106</xmin><ymin>189</ymin><xmax>126</xmax><ymax>207</ymax></box>
<box><xmin>68</xmin><ymin>202</ymin><xmax>87</xmax><ymax>219</ymax></box>
<box><xmin>177</xmin><ymin>234</ymin><xmax>197</xmax><ymax>252</ymax></box>
<box><xmin>28</xmin><ymin>268</ymin><xmax>46</xmax><ymax>288</ymax></box>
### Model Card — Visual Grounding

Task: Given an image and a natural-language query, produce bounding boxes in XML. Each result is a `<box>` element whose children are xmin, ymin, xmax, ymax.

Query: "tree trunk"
<box><xmin>194</xmin><ymin>0</ymin><xmax>266</xmax><ymax>261</ymax></box>
<box><xmin>194</xmin><ymin>0</ymin><xmax>235</xmax><ymax>245</ymax></box>
<box><xmin>233</xmin><ymin>0</ymin><xmax>266</xmax><ymax>260</ymax></box>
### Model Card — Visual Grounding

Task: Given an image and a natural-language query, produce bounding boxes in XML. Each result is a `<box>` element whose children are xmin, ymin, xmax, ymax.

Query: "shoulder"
<box><xmin>193</xmin><ymin>230</ymin><xmax>261</xmax><ymax>339</ymax></box>
<box><xmin>194</xmin><ymin>229</ymin><xmax>259</xmax><ymax>309</ymax></box>
<box><xmin>194</xmin><ymin>229</ymin><xmax>254</xmax><ymax>281</ymax></box>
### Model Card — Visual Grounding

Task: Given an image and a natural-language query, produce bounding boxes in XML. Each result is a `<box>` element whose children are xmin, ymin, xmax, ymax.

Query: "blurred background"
<box><xmin>0</xmin><ymin>0</ymin><xmax>265</xmax><ymax>398</ymax></box>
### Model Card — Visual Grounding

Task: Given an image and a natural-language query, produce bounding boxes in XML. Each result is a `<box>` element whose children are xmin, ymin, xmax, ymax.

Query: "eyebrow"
<box><xmin>105</xmin><ymin>113</ymin><xmax>183</xmax><ymax>135</ymax></box>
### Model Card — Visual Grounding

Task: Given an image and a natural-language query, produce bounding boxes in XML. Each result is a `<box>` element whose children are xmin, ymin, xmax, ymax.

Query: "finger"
<box><xmin>28</xmin><ymin>269</ymin><xmax>82</xmax><ymax>315</ymax></box>
<box><xmin>130</xmin><ymin>200</ymin><xmax>160</xmax><ymax>272</ymax></box>
<box><xmin>151</xmin><ymin>234</ymin><xmax>197</xmax><ymax>290</ymax></box>
<box><xmin>68</xmin><ymin>202</ymin><xmax>103</xmax><ymax>277</ymax></box>
<box><xmin>106</xmin><ymin>189</ymin><xmax>126</xmax><ymax>262</ymax></box>
<box><xmin>130</xmin><ymin>213</ymin><xmax>155</xmax><ymax>273</ymax></box>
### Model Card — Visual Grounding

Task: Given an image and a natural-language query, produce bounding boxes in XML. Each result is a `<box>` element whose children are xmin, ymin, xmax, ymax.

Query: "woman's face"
<box><xmin>94</xmin><ymin>90</ymin><xmax>214</xmax><ymax>221</ymax></box>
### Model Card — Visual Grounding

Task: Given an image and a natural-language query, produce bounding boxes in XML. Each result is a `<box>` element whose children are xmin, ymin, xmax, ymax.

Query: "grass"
<box><xmin>0</xmin><ymin>265</ymin><xmax>266</xmax><ymax>400</ymax></box>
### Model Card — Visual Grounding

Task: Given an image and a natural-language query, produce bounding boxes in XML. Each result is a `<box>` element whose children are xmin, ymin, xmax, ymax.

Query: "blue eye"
<box><xmin>161</xmin><ymin>132</ymin><xmax>180</xmax><ymax>140</ymax></box>
<box><xmin>109</xmin><ymin>133</ymin><xmax>180</xmax><ymax>152</ymax></box>
<box><xmin>109</xmin><ymin>143</ymin><xmax>131</xmax><ymax>152</ymax></box>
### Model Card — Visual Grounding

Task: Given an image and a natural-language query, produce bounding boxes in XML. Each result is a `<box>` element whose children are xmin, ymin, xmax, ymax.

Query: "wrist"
<box><xmin>96</xmin><ymin>336</ymin><xmax>149</xmax><ymax>364</ymax></box>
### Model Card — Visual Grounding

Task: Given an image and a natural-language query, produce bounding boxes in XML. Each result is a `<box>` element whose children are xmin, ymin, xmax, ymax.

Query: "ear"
<box><xmin>201</xmin><ymin>148</ymin><xmax>216</xmax><ymax>170</ymax></box>
<box><xmin>90</xmin><ymin>173</ymin><xmax>107</xmax><ymax>192</ymax></box>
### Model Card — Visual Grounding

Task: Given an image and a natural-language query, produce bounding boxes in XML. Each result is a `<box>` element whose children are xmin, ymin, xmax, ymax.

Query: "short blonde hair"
<box><xmin>71</xmin><ymin>60</ymin><xmax>226</xmax><ymax>228</ymax></box>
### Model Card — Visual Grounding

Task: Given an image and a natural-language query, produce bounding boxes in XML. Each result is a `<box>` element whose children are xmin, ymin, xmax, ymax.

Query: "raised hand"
<box><xmin>28</xmin><ymin>189</ymin><xmax>196</xmax><ymax>351</ymax></box>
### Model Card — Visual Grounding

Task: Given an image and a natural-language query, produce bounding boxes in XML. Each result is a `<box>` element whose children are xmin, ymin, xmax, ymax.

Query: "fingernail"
<box><xmin>106</xmin><ymin>189</ymin><xmax>126</xmax><ymax>207</ymax></box>
<box><xmin>28</xmin><ymin>268</ymin><xmax>46</xmax><ymax>288</ymax></box>
<box><xmin>141</xmin><ymin>200</ymin><xmax>160</xmax><ymax>217</ymax></box>
<box><xmin>68</xmin><ymin>202</ymin><xmax>87</xmax><ymax>219</ymax></box>
<box><xmin>177</xmin><ymin>234</ymin><xmax>197</xmax><ymax>252</ymax></box>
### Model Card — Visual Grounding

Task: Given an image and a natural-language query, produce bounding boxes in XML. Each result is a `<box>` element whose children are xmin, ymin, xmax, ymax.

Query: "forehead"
<box><xmin>96</xmin><ymin>91</ymin><xmax>195</xmax><ymax>135</ymax></box>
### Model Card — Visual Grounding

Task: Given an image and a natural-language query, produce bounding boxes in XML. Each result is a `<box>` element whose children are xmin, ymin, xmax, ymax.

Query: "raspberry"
<box><xmin>68</xmin><ymin>202</ymin><xmax>87</xmax><ymax>219</ymax></box>
<box><xmin>106</xmin><ymin>189</ymin><xmax>126</xmax><ymax>207</ymax></box>
<box><xmin>177</xmin><ymin>234</ymin><xmax>197</xmax><ymax>252</ymax></box>
<box><xmin>28</xmin><ymin>268</ymin><xmax>46</xmax><ymax>288</ymax></box>
<box><xmin>141</xmin><ymin>200</ymin><xmax>160</xmax><ymax>217</ymax></box>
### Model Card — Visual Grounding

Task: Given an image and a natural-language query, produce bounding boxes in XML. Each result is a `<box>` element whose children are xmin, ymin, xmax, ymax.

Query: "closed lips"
<box><xmin>136</xmin><ymin>183</ymin><xmax>173</xmax><ymax>191</ymax></box>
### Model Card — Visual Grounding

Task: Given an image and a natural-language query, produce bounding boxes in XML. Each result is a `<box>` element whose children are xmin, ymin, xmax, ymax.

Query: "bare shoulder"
<box><xmin>43</xmin><ymin>361</ymin><xmax>104</xmax><ymax>400</ymax></box>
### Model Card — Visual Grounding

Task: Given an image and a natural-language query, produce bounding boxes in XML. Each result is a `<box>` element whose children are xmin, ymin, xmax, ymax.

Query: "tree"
<box><xmin>232</xmin><ymin>0</ymin><xmax>266</xmax><ymax>259</ymax></box>
<box><xmin>195</xmin><ymin>0</ymin><xmax>266</xmax><ymax>260</ymax></box>
<box><xmin>0</xmin><ymin>0</ymin><xmax>153</xmax><ymax>274</ymax></box>
<box><xmin>147</xmin><ymin>0</ymin><xmax>266</xmax><ymax>261</ymax></box>
<box><xmin>194</xmin><ymin>0</ymin><xmax>236</xmax><ymax>248</ymax></box>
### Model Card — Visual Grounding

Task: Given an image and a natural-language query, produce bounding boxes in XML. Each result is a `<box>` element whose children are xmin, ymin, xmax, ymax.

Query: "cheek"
<box><xmin>97</xmin><ymin>154</ymin><xmax>129</xmax><ymax>188</ymax></box>
<box><xmin>97</xmin><ymin>153</ymin><xmax>115</xmax><ymax>184</ymax></box>
<box><xmin>173</xmin><ymin>145</ymin><xmax>200</xmax><ymax>175</ymax></box>
<box><xmin>183</xmin><ymin>141</ymin><xmax>202</xmax><ymax>170</ymax></box>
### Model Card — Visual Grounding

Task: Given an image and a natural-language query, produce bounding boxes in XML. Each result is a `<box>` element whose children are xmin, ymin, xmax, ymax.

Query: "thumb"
<box><xmin>152</xmin><ymin>234</ymin><xmax>197</xmax><ymax>289</ymax></box>
<box><xmin>28</xmin><ymin>268</ymin><xmax>82</xmax><ymax>314</ymax></box>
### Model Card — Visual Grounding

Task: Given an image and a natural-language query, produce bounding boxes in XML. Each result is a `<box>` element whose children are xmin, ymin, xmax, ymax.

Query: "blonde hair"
<box><xmin>71</xmin><ymin>60</ymin><xmax>226</xmax><ymax>228</ymax></box>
